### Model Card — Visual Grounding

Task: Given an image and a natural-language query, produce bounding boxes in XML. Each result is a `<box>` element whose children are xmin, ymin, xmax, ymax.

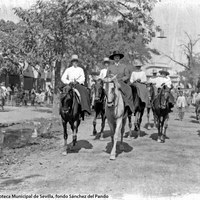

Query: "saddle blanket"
<box><xmin>134</xmin><ymin>82</ymin><xmax>149</xmax><ymax>105</ymax></box>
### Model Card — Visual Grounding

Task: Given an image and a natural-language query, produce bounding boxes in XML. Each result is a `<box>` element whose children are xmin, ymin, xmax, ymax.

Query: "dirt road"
<box><xmin>0</xmin><ymin>106</ymin><xmax>200</xmax><ymax>200</ymax></box>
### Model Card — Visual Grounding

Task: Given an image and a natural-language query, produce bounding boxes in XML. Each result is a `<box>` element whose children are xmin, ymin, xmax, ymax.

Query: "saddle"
<box><xmin>133</xmin><ymin>82</ymin><xmax>149</xmax><ymax>105</ymax></box>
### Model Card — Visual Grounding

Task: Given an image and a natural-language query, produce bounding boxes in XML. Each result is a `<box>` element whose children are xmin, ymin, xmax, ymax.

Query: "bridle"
<box><xmin>159</xmin><ymin>86</ymin><xmax>170</xmax><ymax>109</ymax></box>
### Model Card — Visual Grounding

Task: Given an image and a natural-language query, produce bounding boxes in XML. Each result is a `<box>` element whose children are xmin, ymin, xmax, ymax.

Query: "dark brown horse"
<box><xmin>152</xmin><ymin>85</ymin><xmax>172</xmax><ymax>143</ymax></box>
<box><xmin>129</xmin><ymin>83</ymin><xmax>146</xmax><ymax>137</ymax></box>
<box><xmin>146</xmin><ymin>83</ymin><xmax>156</xmax><ymax>129</ymax></box>
<box><xmin>60</xmin><ymin>84</ymin><xmax>82</xmax><ymax>155</ymax></box>
<box><xmin>91</xmin><ymin>79</ymin><xmax>106</xmax><ymax>140</ymax></box>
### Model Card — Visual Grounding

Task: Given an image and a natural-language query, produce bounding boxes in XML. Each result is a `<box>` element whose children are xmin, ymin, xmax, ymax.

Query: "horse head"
<box><xmin>147</xmin><ymin>83</ymin><xmax>155</xmax><ymax>103</ymax></box>
<box><xmin>103</xmin><ymin>75</ymin><xmax>118</xmax><ymax>107</ymax></box>
<box><xmin>93</xmin><ymin>79</ymin><xmax>104</xmax><ymax>103</ymax></box>
<box><xmin>159</xmin><ymin>85</ymin><xmax>170</xmax><ymax>109</ymax></box>
<box><xmin>61</xmin><ymin>84</ymin><xmax>74</xmax><ymax>113</ymax></box>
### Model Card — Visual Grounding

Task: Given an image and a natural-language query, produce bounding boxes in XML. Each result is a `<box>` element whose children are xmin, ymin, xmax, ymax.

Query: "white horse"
<box><xmin>103</xmin><ymin>76</ymin><xmax>129</xmax><ymax>160</ymax></box>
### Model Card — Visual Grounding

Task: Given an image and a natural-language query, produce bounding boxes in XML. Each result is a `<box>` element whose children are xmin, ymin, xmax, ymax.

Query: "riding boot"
<box><xmin>81</xmin><ymin>111</ymin><xmax>85</xmax><ymax>121</ymax></box>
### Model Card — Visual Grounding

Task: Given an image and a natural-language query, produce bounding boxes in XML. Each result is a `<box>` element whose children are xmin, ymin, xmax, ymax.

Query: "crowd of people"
<box><xmin>0</xmin><ymin>82</ymin><xmax>53</xmax><ymax>108</ymax></box>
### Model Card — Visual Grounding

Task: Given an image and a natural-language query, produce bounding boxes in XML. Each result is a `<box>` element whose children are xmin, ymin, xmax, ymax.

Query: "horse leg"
<box><xmin>73</xmin><ymin>119</ymin><xmax>80</xmax><ymax>146</ymax></box>
<box><xmin>138</xmin><ymin>108</ymin><xmax>145</xmax><ymax>134</ymax></box>
<box><xmin>147</xmin><ymin>108</ymin><xmax>150</xmax><ymax>129</ymax></box>
<box><xmin>162</xmin><ymin>115</ymin><xmax>169</xmax><ymax>142</ymax></box>
<box><xmin>120</xmin><ymin>114</ymin><xmax>127</xmax><ymax>150</ymax></box>
<box><xmin>153</xmin><ymin>110</ymin><xmax>157</xmax><ymax>129</ymax></box>
<box><xmin>110</xmin><ymin>117</ymin><xmax>122</xmax><ymax>160</ymax></box>
<box><xmin>62</xmin><ymin>120</ymin><xmax>68</xmax><ymax>155</ymax></box>
<box><xmin>127</xmin><ymin>113</ymin><xmax>132</xmax><ymax>140</ymax></box>
<box><xmin>93</xmin><ymin>112</ymin><xmax>98</xmax><ymax>136</ymax></box>
<box><xmin>136</xmin><ymin>112</ymin><xmax>141</xmax><ymax>137</ymax></box>
<box><xmin>157</xmin><ymin>118</ymin><xmax>162</xmax><ymax>143</ymax></box>
<box><xmin>99</xmin><ymin>112</ymin><xmax>106</xmax><ymax>140</ymax></box>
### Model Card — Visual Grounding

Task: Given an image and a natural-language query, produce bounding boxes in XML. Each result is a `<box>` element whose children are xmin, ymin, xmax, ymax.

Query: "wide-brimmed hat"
<box><xmin>70</xmin><ymin>54</ymin><xmax>79</xmax><ymax>62</ymax></box>
<box><xmin>152</xmin><ymin>69</ymin><xmax>157</xmax><ymax>74</ymax></box>
<box><xmin>159</xmin><ymin>70</ymin><xmax>169</xmax><ymax>76</ymax></box>
<box><xmin>109</xmin><ymin>51</ymin><xmax>124</xmax><ymax>60</ymax></box>
<box><xmin>134</xmin><ymin>60</ymin><xmax>143</xmax><ymax>68</ymax></box>
<box><xmin>103</xmin><ymin>57</ymin><xmax>110</xmax><ymax>64</ymax></box>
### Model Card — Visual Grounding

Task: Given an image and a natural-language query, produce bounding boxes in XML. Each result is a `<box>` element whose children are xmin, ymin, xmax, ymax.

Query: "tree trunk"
<box><xmin>52</xmin><ymin>60</ymin><xmax>62</xmax><ymax>118</ymax></box>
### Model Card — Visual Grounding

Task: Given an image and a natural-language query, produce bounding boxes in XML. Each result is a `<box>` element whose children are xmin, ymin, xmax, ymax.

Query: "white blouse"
<box><xmin>130</xmin><ymin>71</ymin><xmax>147</xmax><ymax>83</ymax></box>
<box><xmin>61</xmin><ymin>66</ymin><xmax>85</xmax><ymax>85</ymax></box>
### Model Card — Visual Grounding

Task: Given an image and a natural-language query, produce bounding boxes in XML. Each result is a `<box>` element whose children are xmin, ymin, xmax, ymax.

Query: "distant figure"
<box><xmin>176</xmin><ymin>90</ymin><xmax>187</xmax><ymax>121</ymax></box>
<box><xmin>0</xmin><ymin>82</ymin><xmax>7</xmax><ymax>107</ymax></box>
<box><xmin>196</xmin><ymin>75</ymin><xmax>200</xmax><ymax>93</ymax></box>
<box><xmin>30</xmin><ymin>87</ymin><xmax>36</xmax><ymax>106</ymax></box>
<box><xmin>6</xmin><ymin>84</ymin><xmax>12</xmax><ymax>104</ymax></box>
<box><xmin>130</xmin><ymin>60</ymin><xmax>147</xmax><ymax>83</ymax></box>
<box><xmin>148</xmin><ymin>69</ymin><xmax>158</xmax><ymax>85</ymax></box>
<box><xmin>47</xmin><ymin>85</ymin><xmax>53</xmax><ymax>104</ymax></box>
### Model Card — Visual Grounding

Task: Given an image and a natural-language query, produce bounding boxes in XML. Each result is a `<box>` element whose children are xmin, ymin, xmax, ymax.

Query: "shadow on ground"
<box><xmin>0</xmin><ymin>174</ymin><xmax>42</xmax><ymax>187</ymax></box>
<box><xmin>190</xmin><ymin>115</ymin><xmax>197</xmax><ymax>119</ymax></box>
<box><xmin>144</xmin><ymin>123</ymin><xmax>155</xmax><ymax>130</ymax></box>
<box><xmin>197</xmin><ymin>130</ymin><xmax>200</xmax><ymax>137</ymax></box>
<box><xmin>105</xmin><ymin>141</ymin><xmax>133</xmax><ymax>157</ymax></box>
<box><xmin>190</xmin><ymin>120</ymin><xmax>199</xmax><ymax>124</ymax></box>
<box><xmin>33</xmin><ymin>109</ymin><xmax>52</xmax><ymax>114</ymax></box>
<box><xmin>124</xmin><ymin>130</ymin><xmax>148</xmax><ymax>139</ymax></box>
<box><xmin>150</xmin><ymin>133</ymin><xmax>170</xmax><ymax>141</ymax></box>
<box><xmin>3</xmin><ymin>129</ymin><xmax>39</xmax><ymax>149</ymax></box>
<box><xmin>67</xmin><ymin>140</ymin><xmax>93</xmax><ymax>153</ymax></box>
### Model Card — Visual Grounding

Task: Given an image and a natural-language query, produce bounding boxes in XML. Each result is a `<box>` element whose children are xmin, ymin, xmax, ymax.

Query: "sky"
<box><xmin>0</xmin><ymin>0</ymin><xmax>200</xmax><ymax>73</ymax></box>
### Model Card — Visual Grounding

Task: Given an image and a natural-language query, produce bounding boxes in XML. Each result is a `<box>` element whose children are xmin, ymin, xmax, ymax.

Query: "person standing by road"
<box><xmin>176</xmin><ymin>90</ymin><xmax>187</xmax><ymax>121</ymax></box>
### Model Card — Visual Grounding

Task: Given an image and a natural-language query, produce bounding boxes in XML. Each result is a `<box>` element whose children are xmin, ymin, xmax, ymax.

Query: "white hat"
<box><xmin>70</xmin><ymin>54</ymin><xmax>79</xmax><ymax>62</ymax></box>
<box><xmin>152</xmin><ymin>69</ymin><xmax>157</xmax><ymax>74</ymax></box>
<box><xmin>134</xmin><ymin>60</ymin><xmax>143</xmax><ymax>67</ymax></box>
<box><xmin>103</xmin><ymin>57</ymin><xmax>110</xmax><ymax>63</ymax></box>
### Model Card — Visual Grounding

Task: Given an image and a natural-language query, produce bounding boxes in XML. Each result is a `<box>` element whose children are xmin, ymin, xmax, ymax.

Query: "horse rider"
<box><xmin>148</xmin><ymin>69</ymin><xmax>158</xmax><ymax>85</ymax></box>
<box><xmin>61</xmin><ymin>54</ymin><xmax>91</xmax><ymax>116</ymax></box>
<box><xmin>91</xmin><ymin>57</ymin><xmax>111</xmax><ymax>109</ymax></box>
<box><xmin>105</xmin><ymin>51</ymin><xmax>135</xmax><ymax>113</ymax></box>
<box><xmin>156</xmin><ymin>70</ymin><xmax>175</xmax><ymax>112</ymax></box>
<box><xmin>130</xmin><ymin>60</ymin><xmax>149</xmax><ymax>107</ymax></box>
<box><xmin>130</xmin><ymin>60</ymin><xmax>147</xmax><ymax>83</ymax></box>
<box><xmin>196</xmin><ymin>75</ymin><xmax>200</xmax><ymax>93</ymax></box>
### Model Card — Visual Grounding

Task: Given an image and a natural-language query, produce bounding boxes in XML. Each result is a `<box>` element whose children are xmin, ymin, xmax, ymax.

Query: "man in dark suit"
<box><xmin>106</xmin><ymin>51</ymin><xmax>135</xmax><ymax>113</ymax></box>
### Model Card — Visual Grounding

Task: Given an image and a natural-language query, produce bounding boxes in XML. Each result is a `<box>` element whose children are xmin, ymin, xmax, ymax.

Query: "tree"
<box><xmin>164</xmin><ymin>32</ymin><xmax>200</xmax><ymax>86</ymax></box>
<box><xmin>11</xmin><ymin>0</ymin><xmax>161</xmax><ymax>116</ymax></box>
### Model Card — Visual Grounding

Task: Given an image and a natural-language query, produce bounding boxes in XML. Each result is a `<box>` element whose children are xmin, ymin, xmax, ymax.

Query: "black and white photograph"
<box><xmin>0</xmin><ymin>0</ymin><xmax>200</xmax><ymax>200</ymax></box>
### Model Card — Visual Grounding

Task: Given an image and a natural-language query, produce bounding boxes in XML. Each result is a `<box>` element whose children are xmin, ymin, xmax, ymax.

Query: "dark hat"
<box><xmin>109</xmin><ymin>51</ymin><xmax>124</xmax><ymax>60</ymax></box>
<box><xmin>159</xmin><ymin>70</ymin><xmax>169</xmax><ymax>76</ymax></box>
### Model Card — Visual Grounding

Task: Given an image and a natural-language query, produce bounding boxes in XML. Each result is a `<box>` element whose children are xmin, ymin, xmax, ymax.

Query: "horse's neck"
<box><xmin>114</xmin><ymin>88</ymin><xmax>124</xmax><ymax>117</ymax></box>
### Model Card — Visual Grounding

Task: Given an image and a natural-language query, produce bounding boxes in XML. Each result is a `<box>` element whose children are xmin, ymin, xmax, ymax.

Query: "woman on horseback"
<box><xmin>61</xmin><ymin>54</ymin><xmax>91</xmax><ymax>117</ymax></box>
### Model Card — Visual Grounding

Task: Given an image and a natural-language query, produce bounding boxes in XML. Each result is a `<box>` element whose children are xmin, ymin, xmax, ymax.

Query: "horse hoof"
<box><xmin>62</xmin><ymin>151</ymin><xmax>67</xmax><ymax>156</ymax></box>
<box><xmin>157</xmin><ymin>139</ymin><xmax>162</xmax><ymax>143</ymax></box>
<box><xmin>100</xmin><ymin>137</ymin><xmax>104</xmax><ymax>141</ymax></box>
<box><xmin>110</xmin><ymin>155</ymin><xmax>116</xmax><ymax>160</ymax></box>
<box><xmin>93</xmin><ymin>131</ymin><xmax>97</xmax><ymax>136</ymax></box>
<box><xmin>127</xmin><ymin>136</ymin><xmax>132</xmax><ymax>141</ymax></box>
